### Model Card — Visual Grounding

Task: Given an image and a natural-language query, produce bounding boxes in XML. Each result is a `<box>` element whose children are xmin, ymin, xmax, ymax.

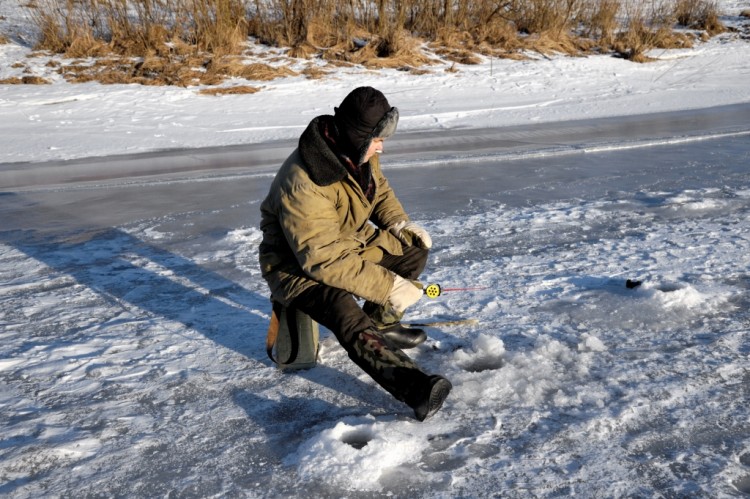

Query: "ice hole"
<box><xmin>733</xmin><ymin>475</ymin><xmax>750</xmax><ymax>494</ymax></box>
<box><xmin>341</xmin><ymin>429</ymin><xmax>373</xmax><ymax>450</ymax></box>
<box><xmin>657</xmin><ymin>282</ymin><xmax>685</xmax><ymax>293</ymax></box>
<box><xmin>463</xmin><ymin>357</ymin><xmax>505</xmax><ymax>373</ymax></box>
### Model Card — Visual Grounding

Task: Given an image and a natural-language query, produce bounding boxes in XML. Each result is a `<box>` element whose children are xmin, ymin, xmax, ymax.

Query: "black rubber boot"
<box><xmin>412</xmin><ymin>375</ymin><xmax>452</xmax><ymax>422</ymax></box>
<box><xmin>363</xmin><ymin>301</ymin><xmax>427</xmax><ymax>349</ymax></box>
<box><xmin>377</xmin><ymin>322</ymin><xmax>427</xmax><ymax>349</ymax></box>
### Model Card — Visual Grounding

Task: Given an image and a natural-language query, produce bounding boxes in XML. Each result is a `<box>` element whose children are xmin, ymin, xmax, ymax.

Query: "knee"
<box><xmin>404</xmin><ymin>245</ymin><xmax>429</xmax><ymax>279</ymax></box>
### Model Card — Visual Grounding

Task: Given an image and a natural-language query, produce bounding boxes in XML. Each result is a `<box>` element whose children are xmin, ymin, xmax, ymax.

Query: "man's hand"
<box><xmin>389</xmin><ymin>220</ymin><xmax>432</xmax><ymax>249</ymax></box>
<box><xmin>388</xmin><ymin>275</ymin><xmax>423</xmax><ymax>313</ymax></box>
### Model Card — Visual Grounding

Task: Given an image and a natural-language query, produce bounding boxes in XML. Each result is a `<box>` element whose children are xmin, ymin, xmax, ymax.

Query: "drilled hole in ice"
<box><xmin>463</xmin><ymin>358</ymin><xmax>505</xmax><ymax>373</ymax></box>
<box><xmin>733</xmin><ymin>474</ymin><xmax>750</xmax><ymax>494</ymax></box>
<box><xmin>341</xmin><ymin>429</ymin><xmax>373</xmax><ymax>450</ymax></box>
<box><xmin>657</xmin><ymin>282</ymin><xmax>685</xmax><ymax>293</ymax></box>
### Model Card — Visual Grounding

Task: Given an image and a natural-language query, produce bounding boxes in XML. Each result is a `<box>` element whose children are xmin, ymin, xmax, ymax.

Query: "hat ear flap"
<box><xmin>354</xmin><ymin>107</ymin><xmax>399</xmax><ymax>164</ymax></box>
<box><xmin>371</xmin><ymin>107</ymin><xmax>399</xmax><ymax>139</ymax></box>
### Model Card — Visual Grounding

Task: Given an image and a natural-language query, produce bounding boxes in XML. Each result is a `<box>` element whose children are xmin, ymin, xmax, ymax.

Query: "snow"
<box><xmin>1</xmin><ymin>2</ymin><xmax>750</xmax><ymax>164</ymax></box>
<box><xmin>2</xmin><ymin>0</ymin><xmax>750</xmax><ymax>497</ymax></box>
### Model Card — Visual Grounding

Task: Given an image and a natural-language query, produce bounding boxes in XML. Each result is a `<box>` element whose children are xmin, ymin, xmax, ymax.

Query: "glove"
<box><xmin>388</xmin><ymin>275</ymin><xmax>423</xmax><ymax>313</ymax></box>
<box><xmin>389</xmin><ymin>220</ymin><xmax>432</xmax><ymax>249</ymax></box>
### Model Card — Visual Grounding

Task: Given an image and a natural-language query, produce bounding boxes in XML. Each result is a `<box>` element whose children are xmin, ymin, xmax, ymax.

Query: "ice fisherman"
<box><xmin>258</xmin><ymin>86</ymin><xmax>452</xmax><ymax>421</ymax></box>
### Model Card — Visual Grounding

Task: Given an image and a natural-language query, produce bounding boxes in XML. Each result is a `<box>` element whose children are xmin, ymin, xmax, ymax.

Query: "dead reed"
<box><xmin>580</xmin><ymin>0</ymin><xmax>621</xmax><ymax>47</ymax></box>
<box><xmin>0</xmin><ymin>75</ymin><xmax>51</xmax><ymax>84</ymax></box>
<box><xmin>613</xmin><ymin>0</ymin><xmax>698</xmax><ymax>61</ymax></box>
<box><xmin>18</xmin><ymin>0</ymin><xmax>730</xmax><ymax>90</ymax></box>
<box><xmin>26</xmin><ymin>0</ymin><xmax>274</xmax><ymax>87</ymax></box>
<box><xmin>675</xmin><ymin>0</ymin><xmax>724</xmax><ymax>35</ymax></box>
<box><xmin>197</xmin><ymin>85</ymin><xmax>260</xmax><ymax>95</ymax></box>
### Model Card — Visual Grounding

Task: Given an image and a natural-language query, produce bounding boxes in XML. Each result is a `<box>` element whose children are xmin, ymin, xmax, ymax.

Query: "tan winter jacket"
<box><xmin>259</xmin><ymin>116</ymin><xmax>408</xmax><ymax>306</ymax></box>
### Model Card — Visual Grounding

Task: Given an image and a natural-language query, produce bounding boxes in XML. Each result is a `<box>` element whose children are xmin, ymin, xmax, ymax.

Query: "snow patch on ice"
<box><xmin>289</xmin><ymin>416</ymin><xmax>435</xmax><ymax>491</ymax></box>
<box><xmin>451</xmin><ymin>336</ymin><xmax>598</xmax><ymax>410</ymax></box>
<box><xmin>651</xmin><ymin>281</ymin><xmax>723</xmax><ymax>310</ymax></box>
<box><xmin>226</xmin><ymin>227</ymin><xmax>263</xmax><ymax>244</ymax></box>
<box><xmin>578</xmin><ymin>333</ymin><xmax>607</xmax><ymax>353</ymax></box>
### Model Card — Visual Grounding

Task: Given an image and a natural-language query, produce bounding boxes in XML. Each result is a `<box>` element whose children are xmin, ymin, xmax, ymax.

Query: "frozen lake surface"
<box><xmin>1</xmin><ymin>106</ymin><xmax>750</xmax><ymax>497</ymax></box>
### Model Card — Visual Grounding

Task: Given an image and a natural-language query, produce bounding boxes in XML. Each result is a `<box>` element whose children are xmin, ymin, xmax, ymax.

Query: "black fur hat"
<box><xmin>334</xmin><ymin>86</ymin><xmax>399</xmax><ymax>165</ymax></box>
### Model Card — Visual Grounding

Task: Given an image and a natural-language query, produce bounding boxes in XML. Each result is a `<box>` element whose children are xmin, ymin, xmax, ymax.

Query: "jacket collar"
<box><xmin>298</xmin><ymin>116</ymin><xmax>348</xmax><ymax>186</ymax></box>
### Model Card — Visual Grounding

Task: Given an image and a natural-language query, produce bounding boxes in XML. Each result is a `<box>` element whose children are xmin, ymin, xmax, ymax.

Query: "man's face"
<box><xmin>362</xmin><ymin>138</ymin><xmax>384</xmax><ymax>164</ymax></box>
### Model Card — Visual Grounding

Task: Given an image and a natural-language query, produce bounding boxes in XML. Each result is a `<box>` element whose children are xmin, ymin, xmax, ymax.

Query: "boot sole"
<box><xmin>415</xmin><ymin>378</ymin><xmax>452</xmax><ymax>421</ymax></box>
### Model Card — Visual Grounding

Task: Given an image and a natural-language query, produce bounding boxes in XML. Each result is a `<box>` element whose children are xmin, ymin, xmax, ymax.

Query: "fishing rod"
<box><xmin>422</xmin><ymin>277</ymin><xmax>642</xmax><ymax>298</ymax></box>
<box><xmin>423</xmin><ymin>283</ymin><xmax>489</xmax><ymax>298</ymax></box>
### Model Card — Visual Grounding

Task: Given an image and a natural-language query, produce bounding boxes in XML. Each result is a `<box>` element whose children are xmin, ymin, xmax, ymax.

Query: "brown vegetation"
<box><xmin>197</xmin><ymin>85</ymin><xmax>259</xmax><ymax>95</ymax></box>
<box><xmin>675</xmin><ymin>0</ymin><xmax>724</xmax><ymax>35</ymax></box>
<box><xmin>0</xmin><ymin>75</ymin><xmax>51</xmax><ymax>84</ymax></box>
<box><xmin>300</xmin><ymin>64</ymin><xmax>328</xmax><ymax>79</ymax></box>
<box><xmin>17</xmin><ymin>0</ymin><xmax>730</xmax><ymax>91</ymax></box>
<box><xmin>580</xmin><ymin>0</ymin><xmax>621</xmax><ymax>47</ymax></box>
<box><xmin>612</xmin><ymin>0</ymin><xmax>696</xmax><ymax>62</ymax></box>
<box><xmin>0</xmin><ymin>14</ymin><xmax>8</xmax><ymax>44</ymax></box>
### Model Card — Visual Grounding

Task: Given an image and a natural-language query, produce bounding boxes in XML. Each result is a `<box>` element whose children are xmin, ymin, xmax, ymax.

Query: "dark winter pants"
<box><xmin>290</xmin><ymin>244</ymin><xmax>431</xmax><ymax>407</ymax></box>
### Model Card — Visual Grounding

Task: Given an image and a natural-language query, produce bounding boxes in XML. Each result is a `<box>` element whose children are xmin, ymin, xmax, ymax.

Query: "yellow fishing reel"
<box><xmin>421</xmin><ymin>282</ymin><xmax>488</xmax><ymax>298</ymax></box>
<box><xmin>424</xmin><ymin>283</ymin><xmax>442</xmax><ymax>298</ymax></box>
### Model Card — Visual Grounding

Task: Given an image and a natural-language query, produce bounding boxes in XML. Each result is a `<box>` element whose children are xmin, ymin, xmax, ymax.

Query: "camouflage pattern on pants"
<box><xmin>349</xmin><ymin>328</ymin><xmax>427</xmax><ymax>406</ymax></box>
<box><xmin>353</xmin><ymin>329</ymin><xmax>418</xmax><ymax>371</ymax></box>
<box><xmin>362</xmin><ymin>300</ymin><xmax>403</xmax><ymax>329</ymax></box>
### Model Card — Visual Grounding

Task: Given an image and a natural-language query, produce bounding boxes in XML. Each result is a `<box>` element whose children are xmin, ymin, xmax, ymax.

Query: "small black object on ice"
<box><xmin>626</xmin><ymin>279</ymin><xmax>643</xmax><ymax>289</ymax></box>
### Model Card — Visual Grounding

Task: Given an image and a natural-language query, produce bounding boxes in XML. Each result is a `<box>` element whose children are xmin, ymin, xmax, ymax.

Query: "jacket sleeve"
<box><xmin>278</xmin><ymin>180</ymin><xmax>394</xmax><ymax>305</ymax></box>
<box><xmin>368</xmin><ymin>157</ymin><xmax>409</xmax><ymax>229</ymax></box>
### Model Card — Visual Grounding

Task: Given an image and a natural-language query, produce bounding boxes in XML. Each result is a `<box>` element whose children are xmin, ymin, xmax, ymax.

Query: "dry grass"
<box><xmin>28</xmin><ymin>0</ymin><xmax>254</xmax><ymax>86</ymax></box>
<box><xmin>432</xmin><ymin>47</ymin><xmax>483</xmax><ymax>65</ymax></box>
<box><xmin>56</xmin><ymin>55</ymin><xmax>299</xmax><ymax>86</ymax></box>
<box><xmin>21</xmin><ymin>0</ymin><xmax>732</xmax><ymax>88</ymax></box>
<box><xmin>612</xmin><ymin>0</ymin><xmax>696</xmax><ymax>62</ymax></box>
<box><xmin>62</xmin><ymin>58</ymin><xmax>202</xmax><ymax>86</ymax></box>
<box><xmin>431</xmin><ymin>28</ymin><xmax>490</xmax><ymax>64</ymax></box>
<box><xmin>652</xmin><ymin>27</ymin><xmax>694</xmax><ymax>50</ymax></box>
<box><xmin>400</xmin><ymin>66</ymin><xmax>432</xmax><ymax>75</ymax></box>
<box><xmin>741</xmin><ymin>10</ymin><xmax>750</xmax><ymax>18</ymax></box>
<box><xmin>301</xmin><ymin>64</ymin><xmax>329</xmax><ymax>79</ymax></box>
<box><xmin>0</xmin><ymin>75</ymin><xmax>51</xmax><ymax>84</ymax></box>
<box><xmin>206</xmin><ymin>58</ymin><xmax>298</xmax><ymax>80</ymax></box>
<box><xmin>317</xmin><ymin>27</ymin><xmax>437</xmax><ymax>69</ymax></box>
<box><xmin>511</xmin><ymin>0</ymin><xmax>584</xmax><ymax>37</ymax></box>
<box><xmin>581</xmin><ymin>0</ymin><xmax>621</xmax><ymax>47</ymax></box>
<box><xmin>198</xmin><ymin>85</ymin><xmax>259</xmax><ymax>95</ymax></box>
<box><xmin>31</xmin><ymin>0</ymin><xmax>248</xmax><ymax>57</ymax></box>
<box><xmin>0</xmin><ymin>33</ymin><xmax>9</xmax><ymax>44</ymax></box>
<box><xmin>22</xmin><ymin>75</ymin><xmax>51</xmax><ymax>84</ymax></box>
<box><xmin>675</xmin><ymin>0</ymin><xmax>724</xmax><ymax>35</ymax></box>
<box><xmin>472</xmin><ymin>18</ymin><xmax>521</xmax><ymax>50</ymax></box>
